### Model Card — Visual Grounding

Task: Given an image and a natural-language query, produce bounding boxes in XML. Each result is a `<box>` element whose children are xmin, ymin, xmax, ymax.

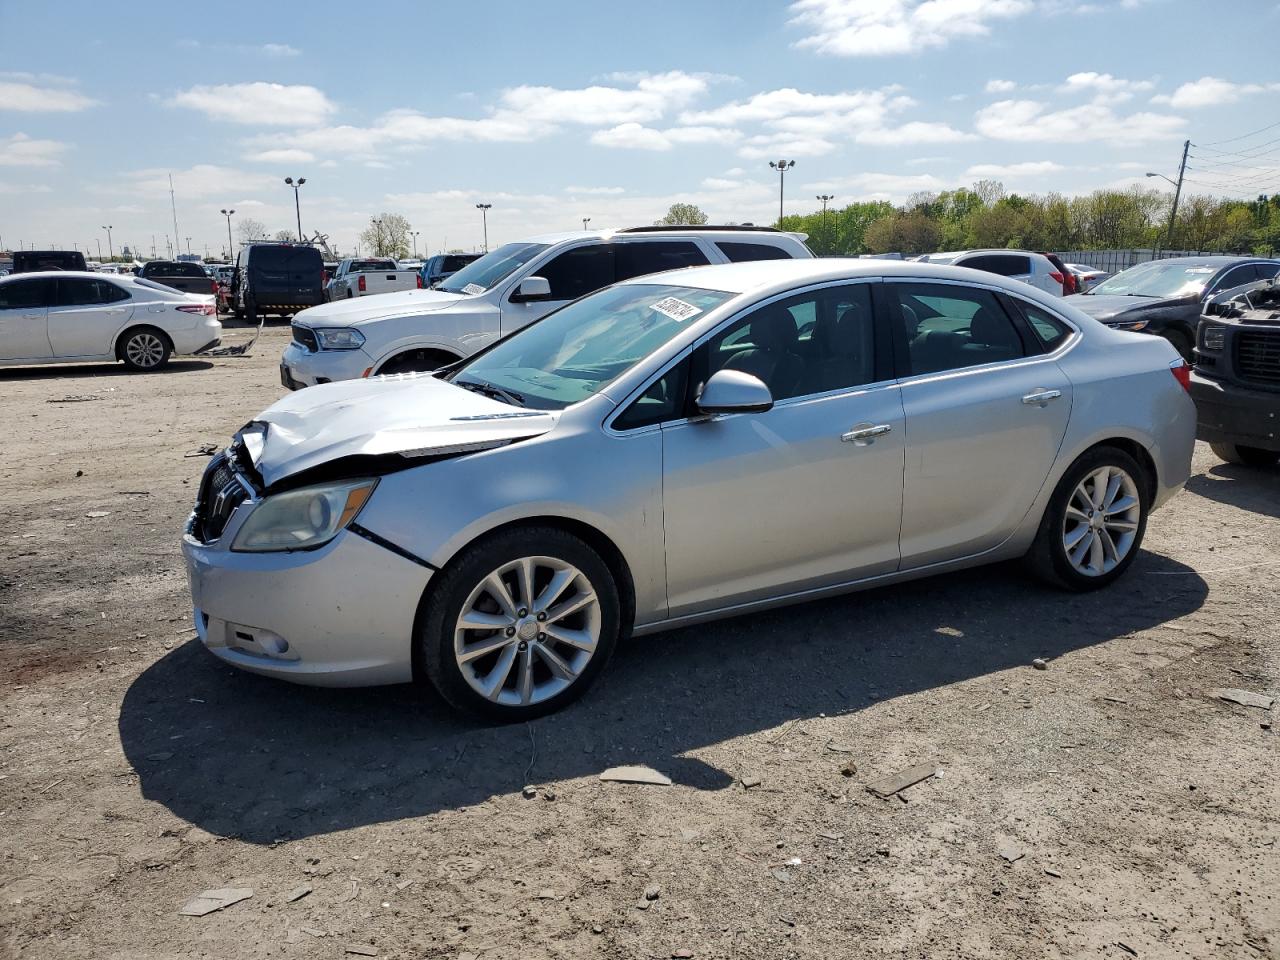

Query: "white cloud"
<box><xmin>682</xmin><ymin>88</ymin><xmax>895</xmax><ymax>127</ymax></box>
<box><xmin>260</xmin><ymin>43</ymin><xmax>300</xmax><ymax>57</ymax></box>
<box><xmin>0</xmin><ymin>80</ymin><xmax>95</xmax><ymax>112</ymax></box>
<box><xmin>500</xmin><ymin>71</ymin><xmax>710</xmax><ymax>126</ymax></box>
<box><xmin>0</xmin><ymin>133</ymin><xmax>69</xmax><ymax>167</ymax></box>
<box><xmin>985</xmin><ymin>79</ymin><xmax>1017</xmax><ymax>93</ymax></box>
<box><xmin>1152</xmin><ymin>76</ymin><xmax>1280</xmax><ymax>109</ymax></box>
<box><xmin>0</xmin><ymin>182</ymin><xmax>53</xmax><ymax>194</ymax></box>
<box><xmin>975</xmin><ymin>99</ymin><xmax>1185</xmax><ymax>143</ymax></box>
<box><xmin>123</xmin><ymin>164</ymin><xmax>281</xmax><ymax>199</ymax></box>
<box><xmin>564</xmin><ymin>185</ymin><xmax>626</xmax><ymax>195</ymax></box>
<box><xmin>244</xmin><ymin>148</ymin><xmax>317</xmax><ymax>164</ymax></box>
<box><xmin>169</xmin><ymin>82</ymin><xmax>336</xmax><ymax>126</ymax></box>
<box><xmin>739</xmin><ymin>133</ymin><xmax>837</xmax><ymax>159</ymax></box>
<box><xmin>856</xmin><ymin>121</ymin><xmax>975</xmax><ymax>145</ymax></box>
<box><xmin>964</xmin><ymin>160</ymin><xmax>1067</xmax><ymax>177</ymax></box>
<box><xmin>590</xmin><ymin>123</ymin><xmax>741</xmax><ymax>152</ymax></box>
<box><xmin>789</xmin><ymin>0</ymin><xmax>1033</xmax><ymax>57</ymax></box>
<box><xmin>1061</xmin><ymin>71</ymin><xmax>1154</xmax><ymax>95</ymax></box>
<box><xmin>803</xmin><ymin>171</ymin><xmax>949</xmax><ymax>202</ymax></box>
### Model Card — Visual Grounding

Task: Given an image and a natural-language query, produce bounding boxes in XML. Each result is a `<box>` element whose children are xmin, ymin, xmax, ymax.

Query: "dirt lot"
<box><xmin>1</xmin><ymin>321</ymin><xmax>1277</xmax><ymax>959</ymax></box>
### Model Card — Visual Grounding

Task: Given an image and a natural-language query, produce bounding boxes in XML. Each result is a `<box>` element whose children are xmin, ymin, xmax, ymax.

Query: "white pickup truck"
<box><xmin>324</xmin><ymin>258</ymin><xmax>422</xmax><ymax>301</ymax></box>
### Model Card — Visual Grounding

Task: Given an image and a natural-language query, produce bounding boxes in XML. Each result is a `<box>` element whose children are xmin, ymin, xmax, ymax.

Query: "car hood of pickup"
<box><xmin>295</xmin><ymin>289</ymin><xmax>471</xmax><ymax>326</ymax></box>
<box><xmin>240</xmin><ymin>373</ymin><xmax>556</xmax><ymax>488</ymax></box>
<box><xmin>1072</xmin><ymin>293</ymin><xmax>1194</xmax><ymax>323</ymax></box>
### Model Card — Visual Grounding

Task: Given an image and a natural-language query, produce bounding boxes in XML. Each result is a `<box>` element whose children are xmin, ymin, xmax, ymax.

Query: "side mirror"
<box><xmin>510</xmin><ymin>276</ymin><xmax>552</xmax><ymax>303</ymax></box>
<box><xmin>696</xmin><ymin>369</ymin><xmax>774</xmax><ymax>416</ymax></box>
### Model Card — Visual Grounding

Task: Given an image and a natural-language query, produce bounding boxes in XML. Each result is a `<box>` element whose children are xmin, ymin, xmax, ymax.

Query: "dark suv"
<box><xmin>13</xmin><ymin>250</ymin><xmax>87</xmax><ymax>273</ymax></box>
<box><xmin>231</xmin><ymin>242</ymin><xmax>324</xmax><ymax>322</ymax></box>
<box><xmin>418</xmin><ymin>253</ymin><xmax>481</xmax><ymax>289</ymax></box>
<box><xmin>1191</xmin><ymin>278</ymin><xmax>1280</xmax><ymax>467</ymax></box>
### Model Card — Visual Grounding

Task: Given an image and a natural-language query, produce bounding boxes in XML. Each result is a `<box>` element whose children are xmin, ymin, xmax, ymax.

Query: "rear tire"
<box><xmin>1028</xmin><ymin>446</ymin><xmax>1150</xmax><ymax>591</ymax></box>
<box><xmin>419</xmin><ymin>526</ymin><xmax>621</xmax><ymax>721</ymax></box>
<box><xmin>118</xmin><ymin>327</ymin><xmax>172</xmax><ymax>372</ymax></box>
<box><xmin>1210</xmin><ymin>442</ymin><xmax>1280</xmax><ymax>467</ymax></box>
<box><xmin>377</xmin><ymin>349</ymin><xmax>458</xmax><ymax>376</ymax></box>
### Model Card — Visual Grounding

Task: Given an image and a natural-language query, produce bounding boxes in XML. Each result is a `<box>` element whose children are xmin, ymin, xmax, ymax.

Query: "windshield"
<box><xmin>1090</xmin><ymin>260</ymin><xmax>1221</xmax><ymax>298</ymax></box>
<box><xmin>452</xmin><ymin>283</ymin><xmax>735</xmax><ymax>410</ymax></box>
<box><xmin>439</xmin><ymin>242</ymin><xmax>548</xmax><ymax>294</ymax></box>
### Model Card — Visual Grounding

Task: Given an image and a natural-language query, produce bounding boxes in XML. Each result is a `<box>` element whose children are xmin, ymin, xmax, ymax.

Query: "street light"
<box><xmin>100</xmin><ymin>224</ymin><xmax>113</xmax><ymax>261</ymax></box>
<box><xmin>284</xmin><ymin>176</ymin><xmax>307</xmax><ymax>240</ymax></box>
<box><xmin>582</xmin><ymin>217</ymin><xmax>591</xmax><ymax>231</ymax></box>
<box><xmin>476</xmin><ymin>203</ymin><xmax>492</xmax><ymax>252</ymax></box>
<box><xmin>769</xmin><ymin>159</ymin><xmax>795</xmax><ymax>226</ymax></box>
<box><xmin>371</xmin><ymin>218</ymin><xmax>384</xmax><ymax>256</ymax></box>
<box><xmin>220</xmin><ymin>208</ymin><xmax>235</xmax><ymax>257</ymax></box>
<box><xmin>816</xmin><ymin>195</ymin><xmax>834</xmax><ymax>254</ymax></box>
<box><xmin>410</xmin><ymin>230</ymin><xmax>420</xmax><ymax>258</ymax></box>
<box><xmin>1145</xmin><ymin>172</ymin><xmax>1176</xmax><ymax>188</ymax></box>
<box><xmin>185</xmin><ymin>237</ymin><xmax>192</xmax><ymax>256</ymax></box>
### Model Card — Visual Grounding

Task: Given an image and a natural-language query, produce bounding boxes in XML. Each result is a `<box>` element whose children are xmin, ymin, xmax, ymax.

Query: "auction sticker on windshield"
<box><xmin>462</xmin><ymin>283</ymin><xmax>485</xmax><ymax>295</ymax></box>
<box><xmin>649</xmin><ymin>296</ymin><xmax>702</xmax><ymax>322</ymax></box>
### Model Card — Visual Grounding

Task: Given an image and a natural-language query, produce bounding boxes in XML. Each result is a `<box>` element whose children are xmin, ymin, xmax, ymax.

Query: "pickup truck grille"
<box><xmin>193</xmin><ymin>452</ymin><xmax>251</xmax><ymax>543</ymax></box>
<box><xmin>291</xmin><ymin>324</ymin><xmax>318</xmax><ymax>352</ymax></box>
<box><xmin>1235</xmin><ymin>330</ymin><xmax>1280</xmax><ymax>386</ymax></box>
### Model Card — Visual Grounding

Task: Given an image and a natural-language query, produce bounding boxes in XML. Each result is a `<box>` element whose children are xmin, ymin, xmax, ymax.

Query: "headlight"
<box><xmin>1201</xmin><ymin>324</ymin><xmax>1225</xmax><ymax>351</ymax></box>
<box><xmin>1112</xmin><ymin>319</ymin><xmax>1149</xmax><ymax>331</ymax></box>
<box><xmin>231</xmin><ymin>479</ymin><xmax>377</xmax><ymax>552</ymax></box>
<box><xmin>315</xmin><ymin>327</ymin><xmax>365</xmax><ymax>350</ymax></box>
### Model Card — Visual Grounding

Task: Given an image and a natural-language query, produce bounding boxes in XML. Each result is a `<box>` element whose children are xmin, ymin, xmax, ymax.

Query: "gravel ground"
<box><xmin>1</xmin><ymin>322</ymin><xmax>1277</xmax><ymax>960</ymax></box>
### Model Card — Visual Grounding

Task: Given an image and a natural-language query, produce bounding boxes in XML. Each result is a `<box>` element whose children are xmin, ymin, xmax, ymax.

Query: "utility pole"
<box><xmin>151</xmin><ymin>235</ymin><xmax>157</xmax><ymax>259</ymax></box>
<box><xmin>95</xmin><ymin>238</ymin><xmax>102</xmax><ymax>259</ymax></box>
<box><xmin>185</xmin><ymin>237</ymin><xmax>192</xmax><ymax>255</ymax></box>
<box><xmin>1166</xmin><ymin>139</ymin><xmax>1190</xmax><ymax>252</ymax></box>
<box><xmin>769</xmin><ymin>159</ymin><xmax>795</xmax><ymax>227</ymax></box>
<box><xmin>816</xmin><ymin>195</ymin><xmax>834</xmax><ymax>254</ymax></box>
<box><xmin>169</xmin><ymin>174</ymin><xmax>180</xmax><ymax>258</ymax></box>
<box><xmin>476</xmin><ymin>203</ymin><xmax>492</xmax><ymax>252</ymax></box>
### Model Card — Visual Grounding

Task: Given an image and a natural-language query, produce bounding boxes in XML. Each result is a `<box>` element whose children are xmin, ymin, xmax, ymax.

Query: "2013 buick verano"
<box><xmin>183</xmin><ymin>260</ymin><xmax>1195</xmax><ymax>719</ymax></box>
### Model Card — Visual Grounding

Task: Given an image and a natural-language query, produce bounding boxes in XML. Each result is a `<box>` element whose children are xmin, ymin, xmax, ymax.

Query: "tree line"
<box><xmin>775</xmin><ymin>183</ymin><xmax>1280</xmax><ymax>257</ymax></box>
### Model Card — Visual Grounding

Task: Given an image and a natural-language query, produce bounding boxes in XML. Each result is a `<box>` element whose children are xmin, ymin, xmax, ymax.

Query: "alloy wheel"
<box><xmin>453</xmin><ymin>556</ymin><xmax>601</xmax><ymax>706</ymax></box>
<box><xmin>125</xmin><ymin>333</ymin><xmax>165</xmax><ymax>369</ymax></box>
<box><xmin>1061</xmin><ymin>465</ymin><xmax>1141</xmax><ymax>577</ymax></box>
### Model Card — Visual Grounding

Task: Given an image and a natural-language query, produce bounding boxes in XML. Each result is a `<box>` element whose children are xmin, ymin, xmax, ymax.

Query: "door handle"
<box><xmin>841</xmin><ymin>423</ymin><xmax>892</xmax><ymax>444</ymax></box>
<box><xmin>1021</xmin><ymin>389</ymin><xmax>1062</xmax><ymax>406</ymax></box>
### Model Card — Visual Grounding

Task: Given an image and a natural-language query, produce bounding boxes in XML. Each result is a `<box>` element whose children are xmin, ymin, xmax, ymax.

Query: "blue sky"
<box><xmin>3</xmin><ymin>0</ymin><xmax>1279</xmax><ymax>258</ymax></box>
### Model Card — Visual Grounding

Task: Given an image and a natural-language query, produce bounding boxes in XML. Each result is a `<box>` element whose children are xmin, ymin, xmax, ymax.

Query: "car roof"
<box><xmin>1137</xmin><ymin>255</ymin><xmax>1268</xmax><ymax>267</ymax></box>
<box><xmin>619</xmin><ymin>257</ymin><xmax>1060</xmax><ymax>299</ymax></box>
<box><xmin>519</xmin><ymin>228</ymin><xmax>799</xmax><ymax>245</ymax></box>
<box><xmin>1</xmin><ymin>270</ymin><xmax>131</xmax><ymax>281</ymax></box>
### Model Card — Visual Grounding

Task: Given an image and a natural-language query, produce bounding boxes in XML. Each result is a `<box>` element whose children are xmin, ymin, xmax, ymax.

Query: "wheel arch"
<box><xmin>410</xmin><ymin>514</ymin><xmax>637</xmax><ymax>683</ymax></box>
<box><xmin>373</xmin><ymin>344</ymin><xmax>463</xmax><ymax>376</ymax></box>
<box><xmin>114</xmin><ymin>323</ymin><xmax>174</xmax><ymax>361</ymax></box>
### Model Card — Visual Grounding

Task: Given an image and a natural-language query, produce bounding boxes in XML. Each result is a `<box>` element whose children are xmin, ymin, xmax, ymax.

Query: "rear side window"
<box><xmin>0</xmin><ymin>277</ymin><xmax>55</xmax><ymax>308</ymax></box>
<box><xmin>56</xmin><ymin>278</ymin><xmax>130</xmax><ymax>306</ymax></box>
<box><xmin>615</xmin><ymin>241</ymin><xmax>709</xmax><ymax>281</ymax></box>
<box><xmin>715</xmin><ymin>241</ymin><xmax>792</xmax><ymax>263</ymax></box>
<box><xmin>538</xmin><ymin>245</ymin><xmax>615</xmax><ymax>300</ymax></box>
<box><xmin>1013</xmin><ymin>299</ymin><xmax>1072</xmax><ymax>352</ymax></box>
<box><xmin>892</xmin><ymin>283</ymin><xmax>1026</xmax><ymax>375</ymax></box>
<box><xmin>1214</xmin><ymin>264</ymin><xmax>1259</xmax><ymax>292</ymax></box>
<box><xmin>962</xmin><ymin>254</ymin><xmax>1031</xmax><ymax>277</ymax></box>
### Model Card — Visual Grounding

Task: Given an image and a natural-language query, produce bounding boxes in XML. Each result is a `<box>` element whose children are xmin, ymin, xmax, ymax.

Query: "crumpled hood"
<box><xmin>243</xmin><ymin>374</ymin><xmax>557</xmax><ymax>488</ymax></box>
<box><xmin>294</xmin><ymin>289</ymin><xmax>471</xmax><ymax>326</ymax></box>
<box><xmin>1073</xmin><ymin>293</ymin><xmax>1187</xmax><ymax>322</ymax></box>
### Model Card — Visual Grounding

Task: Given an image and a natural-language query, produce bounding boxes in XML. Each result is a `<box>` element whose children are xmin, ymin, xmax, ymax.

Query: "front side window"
<box><xmin>613</xmin><ymin>359</ymin><xmax>690</xmax><ymax>430</ymax></box>
<box><xmin>453</xmin><ymin>283</ymin><xmax>733</xmax><ymax>410</ymax></box>
<box><xmin>615</xmin><ymin>241</ymin><xmax>709</xmax><ymax>281</ymax></box>
<box><xmin>892</xmin><ymin>283</ymin><xmax>1025</xmax><ymax>375</ymax></box>
<box><xmin>1213</xmin><ymin>265</ymin><xmax>1260</xmax><ymax>293</ymax></box>
<box><xmin>537</xmin><ymin>245</ymin><xmax>615</xmax><ymax>300</ymax></box>
<box><xmin>0</xmin><ymin>277</ymin><xmax>55</xmax><ymax>309</ymax></box>
<box><xmin>698</xmin><ymin>284</ymin><xmax>876</xmax><ymax>402</ymax></box>
<box><xmin>56</xmin><ymin>278</ymin><xmax>129</xmax><ymax>306</ymax></box>
<box><xmin>439</xmin><ymin>242</ymin><xmax>549</xmax><ymax>294</ymax></box>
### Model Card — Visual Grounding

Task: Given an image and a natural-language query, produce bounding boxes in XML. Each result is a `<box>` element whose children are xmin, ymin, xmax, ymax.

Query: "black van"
<box><xmin>231</xmin><ymin>242</ymin><xmax>324</xmax><ymax>322</ymax></box>
<box><xmin>13</xmin><ymin>250</ymin><xmax>88</xmax><ymax>273</ymax></box>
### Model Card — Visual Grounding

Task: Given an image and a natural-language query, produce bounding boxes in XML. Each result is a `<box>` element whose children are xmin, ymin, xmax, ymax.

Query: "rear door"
<box><xmin>887</xmin><ymin>279</ymin><xmax>1072</xmax><ymax>568</ymax></box>
<box><xmin>48</xmin><ymin>277</ymin><xmax>133</xmax><ymax>357</ymax></box>
<box><xmin>0</xmin><ymin>277</ymin><xmax>55</xmax><ymax>359</ymax></box>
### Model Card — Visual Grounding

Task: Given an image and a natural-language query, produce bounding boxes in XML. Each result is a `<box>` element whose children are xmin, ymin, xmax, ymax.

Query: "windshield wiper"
<box><xmin>454</xmin><ymin>378</ymin><xmax>526</xmax><ymax>407</ymax></box>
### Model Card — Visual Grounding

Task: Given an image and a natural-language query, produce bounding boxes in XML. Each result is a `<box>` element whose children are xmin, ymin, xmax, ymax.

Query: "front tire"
<box><xmin>1028</xmin><ymin>446</ymin><xmax>1150</xmax><ymax>591</ymax></box>
<box><xmin>1211</xmin><ymin>442</ymin><xmax>1280</xmax><ymax>467</ymax></box>
<box><xmin>420</xmin><ymin>527</ymin><xmax>621</xmax><ymax>721</ymax></box>
<box><xmin>118</xmin><ymin>327</ymin><xmax>172</xmax><ymax>371</ymax></box>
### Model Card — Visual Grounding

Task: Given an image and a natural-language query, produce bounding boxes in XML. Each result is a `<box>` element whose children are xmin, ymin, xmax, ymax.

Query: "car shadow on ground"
<box><xmin>1186</xmin><ymin>463</ymin><xmax>1280</xmax><ymax>519</ymax></box>
<box><xmin>0</xmin><ymin>360</ymin><xmax>214</xmax><ymax>382</ymax></box>
<box><xmin>119</xmin><ymin>551</ymin><xmax>1208</xmax><ymax>844</ymax></box>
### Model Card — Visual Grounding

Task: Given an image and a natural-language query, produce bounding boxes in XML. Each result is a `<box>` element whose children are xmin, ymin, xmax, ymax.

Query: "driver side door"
<box><xmin>500</xmin><ymin>244</ymin><xmax>614</xmax><ymax>336</ymax></box>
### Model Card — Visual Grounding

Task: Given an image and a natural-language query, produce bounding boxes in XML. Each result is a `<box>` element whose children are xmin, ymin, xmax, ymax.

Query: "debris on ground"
<box><xmin>1032</xmin><ymin>658</ymin><xmax>1048</xmax><ymax>670</ymax></box>
<box><xmin>997</xmin><ymin>840</ymin><xmax>1024</xmax><ymax>863</ymax></box>
<box><xmin>84</xmin><ymin>511</ymin><xmax>110</xmax><ymax>519</ymax></box>
<box><xmin>47</xmin><ymin>395</ymin><xmax>104</xmax><ymax>404</ymax></box>
<box><xmin>740</xmin><ymin>773</ymin><xmax>761</xmax><ymax>789</ymax></box>
<box><xmin>178</xmin><ymin>887</ymin><xmax>253</xmax><ymax>916</ymax></box>
<box><xmin>865</xmin><ymin>763</ymin><xmax>938</xmax><ymax>799</ymax></box>
<box><xmin>599</xmin><ymin>765</ymin><xmax>672</xmax><ymax>786</ymax></box>
<box><xmin>343</xmin><ymin>944</ymin><xmax>378</xmax><ymax>957</ymax></box>
<box><xmin>184</xmin><ymin>443</ymin><xmax>219</xmax><ymax>458</ymax></box>
<box><xmin>285</xmin><ymin>885</ymin><xmax>311</xmax><ymax>903</ymax></box>
<box><xmin>1208</xmin><ymin>687</ymin><xmax>1275</xmax><ymax>710</ymax></box>
<box><xmin>840</xmin><ymin>762</ymin><xmax>857</xmax><ymax>777</ymax></box>
<box><xmin>644</xmin><ymin>884</ymin><xmax>661</xmax><ymax>901</ymax></box>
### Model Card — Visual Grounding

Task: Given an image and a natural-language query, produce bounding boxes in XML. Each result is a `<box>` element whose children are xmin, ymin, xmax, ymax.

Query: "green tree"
<box><xmin>655</xmin><ymin>203</ymin><xmax>709</xmax><ymax>226</ymax></box>
<box><xmin>359</xmin><ymin>213</ymin><xmax>412</xmax><ymax>258</ymax></box>
<box><xmin>864</xmin><ymin>211</ymin><xmax>941</xmax><ymax>256</ymax></box>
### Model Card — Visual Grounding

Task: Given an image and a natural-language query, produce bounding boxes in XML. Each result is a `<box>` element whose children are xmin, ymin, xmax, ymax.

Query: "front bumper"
<box><xmin>280</xmin><ymin>340</ymin><xmax>375</xmax><ymax>389</ymax></box>
<box><xmin>1189</xmin><ymin>369</ymin><xmax>1280</xmax><ymax>452</ymax></box>
<box><xmin>182</xmin><ymin>516</ymin><xmax>432</xmax><ymax>687</ymax></box>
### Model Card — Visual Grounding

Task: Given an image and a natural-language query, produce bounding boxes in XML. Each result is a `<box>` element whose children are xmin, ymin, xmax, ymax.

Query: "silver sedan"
<box><xmin>183</xmin><ymin>259</ymin><xmax>1196</xmax><ymax>719</ymax></box>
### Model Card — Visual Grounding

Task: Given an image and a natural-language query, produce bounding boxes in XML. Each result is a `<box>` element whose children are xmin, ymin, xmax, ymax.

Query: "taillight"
<box><xmin>210</xmin><ymin>279</ymin><xmax>219</xmax><ymax>294</ymax></box>
<box><xmin>1049</xmin><ymin>270</ymin><xmax>1064</xmax><ymax>285</ymax></box>
<box><xmin>177</xmin><ymin>303</ymin><xmax>215</xmax><ymax>316</ymax></box>
<box><xmin>357</xmin><ymin>275</ymin><xmax>366</xmax><ymax>293</ymax></box>
<box><xmin>416</xmin><ymin>274</ymin><xmax>423</xmax><ymax>289</ymax></box>
<box><xmin>1170</xmin><ymin>358</ymin><xmax>1191</xmax><ymax>394</ymax></box>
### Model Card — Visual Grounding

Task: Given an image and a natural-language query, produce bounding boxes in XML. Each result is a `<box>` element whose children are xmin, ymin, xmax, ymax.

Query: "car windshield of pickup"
<box><xmin>438</xmin><ymin>242</ymin><xmax>549</xmax><ymax>294</ymax></box>
<box><xmin>351</xmin><ymin>259</ymin><xmax>397</xmax><ymax>271</ymax></box>
<box><xmin>143</xmin><ymin>261</ymin><xmax>206</xmax><ymax>278</ymax></box>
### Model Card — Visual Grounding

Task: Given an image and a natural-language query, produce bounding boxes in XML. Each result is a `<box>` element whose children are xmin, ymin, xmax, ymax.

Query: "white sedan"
<box><xmin>0</xmin><ymin>271</ymin><xmax>222</xmax><ymax>371</ymax></box>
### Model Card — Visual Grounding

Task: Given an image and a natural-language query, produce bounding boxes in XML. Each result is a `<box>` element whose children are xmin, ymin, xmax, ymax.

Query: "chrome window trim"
<box><xmin>603</xmin><ymin>277</ymin><xmax>885</xmax><ymax>436</ymax></box>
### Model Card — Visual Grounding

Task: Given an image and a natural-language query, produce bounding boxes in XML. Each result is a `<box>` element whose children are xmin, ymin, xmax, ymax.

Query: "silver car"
<box><xmin>183</xmin><ymin>260</ymin><xmax>1196</xmax><ymax>719</ymax></box>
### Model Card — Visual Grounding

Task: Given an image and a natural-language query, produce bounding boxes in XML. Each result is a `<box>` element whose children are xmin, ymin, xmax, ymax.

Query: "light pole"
<box><xmin>769</xmin><ymin>159</ymin><xmax>795</xmax><ymax>227</ymax></box>
<box><xmin>372</xmin><ymin>218</ymin><xmax>384</xmax><ymax>256</ymax></box>
<box><xmin>220</xmin><ymin>208</ymin><xmax>235</xmax><ymax>258</ymax></box>
<box><xmin>410</xmin><ymin>230</ymin><xmax>420</xmax><ymax>258</ymax></box>
<box><xmin>1147</xmin><ymin>140</ymin><xmax>1189</xmax><ymax>253</ymax></box>
<box><xmin>185</xmin><ymin>237</ymin><xmax>192</xmax><ymax>256</ymax></box>
<box><xmin>816</xmin><ymin>194</ymin><xmax>834</xmax><ymax>254</ymax></box>
<box><xmin>476</xmin><ymin>203</ymin><xmax>492</xmax><ymax>252</ymax></box>
<box><xmin>100</xmin><ymin>225</ymin><xmax>113</xmax><ymax>260</ymax></box>
<box><xmin>582</xmin><ymin>217</ymin><xmax>591</xmax><ymax>231</ymax></box>
<box><xmin>95</xmin><ymin>238</ymin><xmax>102</xmax><ymax>259</ymax></box>
<box><xmin>284</xmin><ymin>176</ymin><xmax>306</xmax><ymax>240</ymax></box>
